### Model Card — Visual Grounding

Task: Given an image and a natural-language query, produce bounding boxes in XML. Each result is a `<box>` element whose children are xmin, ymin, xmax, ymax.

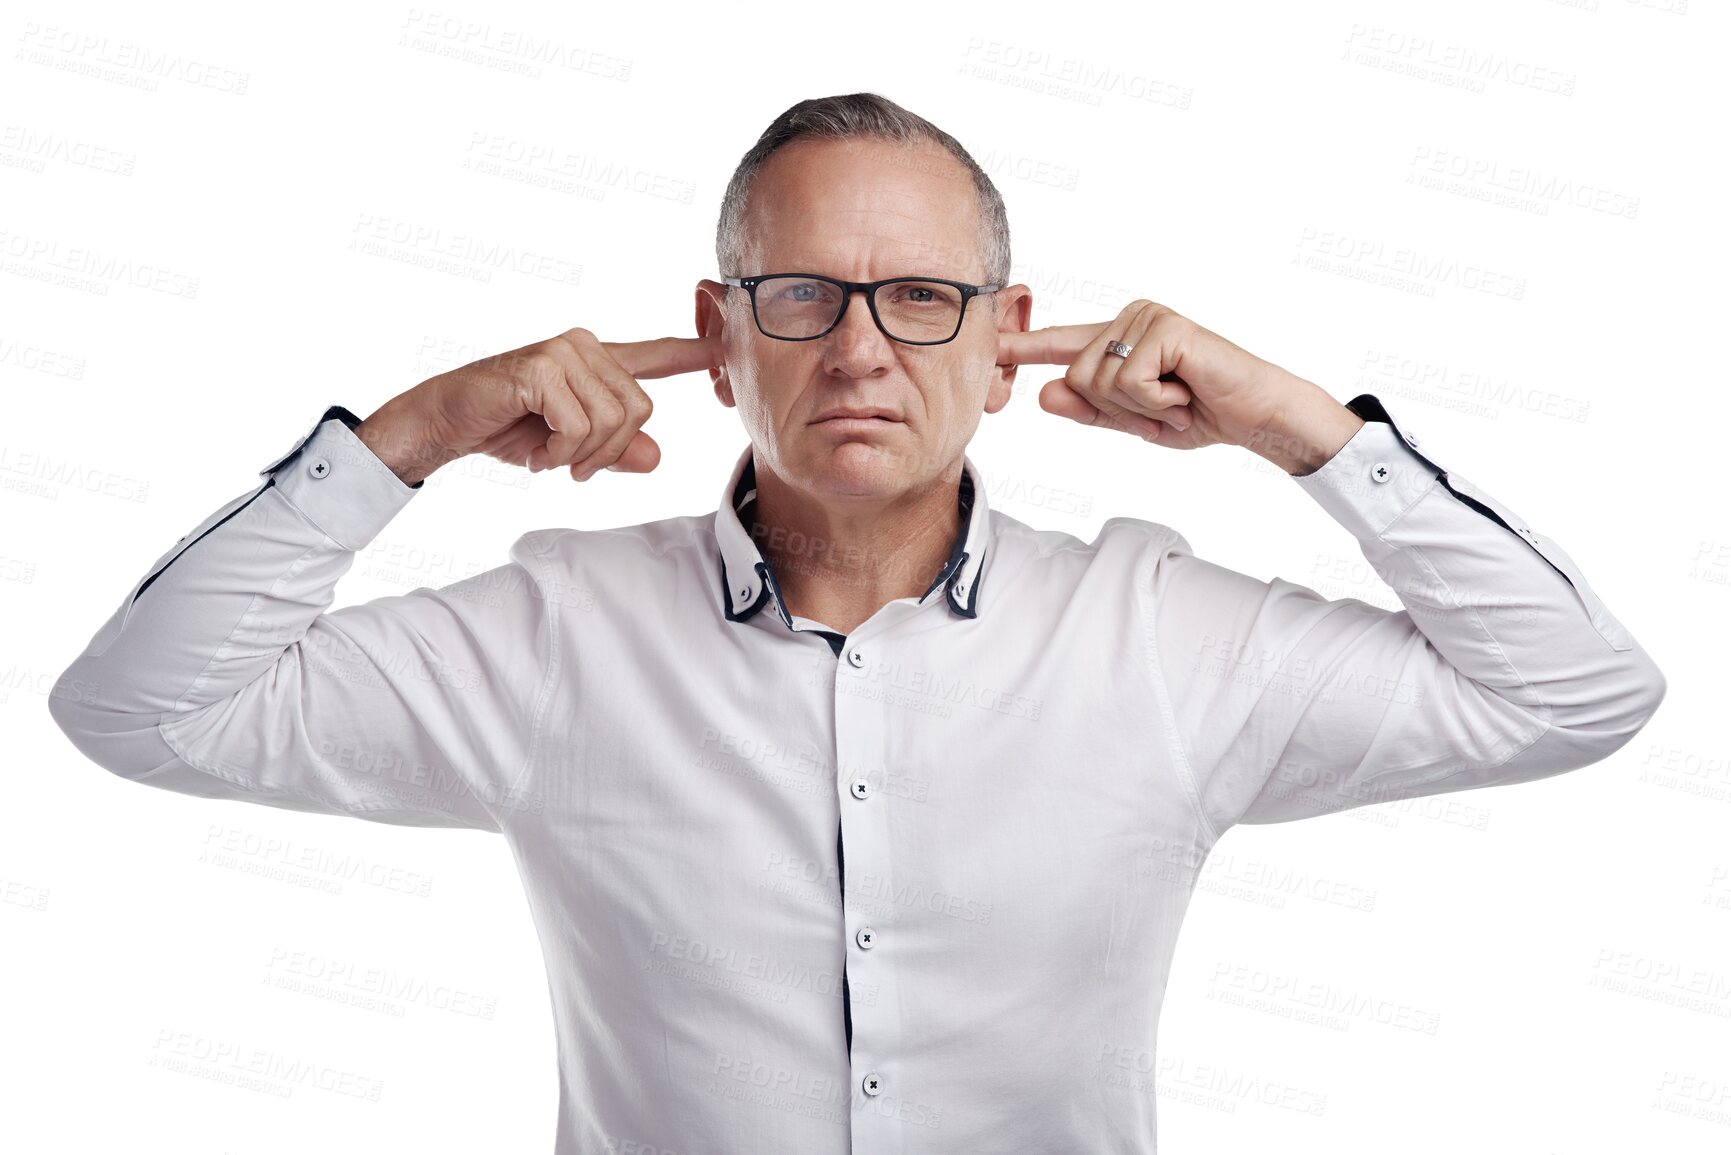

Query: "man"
<box><xmin>50</xmin><ymin>93</ymin><xmax>1666</xmax><ymax>1152</ymax></box>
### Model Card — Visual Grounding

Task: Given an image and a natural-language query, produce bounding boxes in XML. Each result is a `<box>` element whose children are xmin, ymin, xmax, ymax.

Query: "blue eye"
<box><xmin>768</xmin><ymin>279</ymin><xmax>833</xmax><ymax>305</ymax></box>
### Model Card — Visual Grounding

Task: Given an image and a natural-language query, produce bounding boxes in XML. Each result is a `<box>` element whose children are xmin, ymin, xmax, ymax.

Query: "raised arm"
<box><xmin>1146</xmin><ymin>393</ymin><xmax>1665</xmax><ymax>838</ymax></box>
<box><xmin>47</xmin><ymin>405</ymin><xmax>558</xmax><ymax>830</ymax></box>
<box><xmin>47</xmin><ymin>326</ymin><xmax>722</xmax><ymax>830</ymax></box>
<box><xmin>997</xmin><ymin>298</ymin><xmax>1665</xmax><ymax>841</ymax></box>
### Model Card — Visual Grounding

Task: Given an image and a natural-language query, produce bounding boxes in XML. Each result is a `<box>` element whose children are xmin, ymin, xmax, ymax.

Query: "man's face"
<box><xmin>696</xmin><ymin>136</ymin><xmax>1031</xmax><ymax>502</ymax></box>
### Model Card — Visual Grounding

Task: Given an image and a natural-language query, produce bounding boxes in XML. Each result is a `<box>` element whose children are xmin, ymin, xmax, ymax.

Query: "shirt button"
<box><xmin>850</xmin><ymin>777</ymin><xmax>872</xmax><ymax>800</ymax></box>
<box><xmin>1403</xmin><ymin>430</ymin><xmax>1420</xmax><ymax>447</ymax></box>
<box><xmin>862</xmin><ymin>1072</ymin><xmax>885</xmax><ymax>1097</ymax></box>
<box><xmin>856</xmin><ymin>926</ymin><xmax>877</xmax><ymax>949</ymax></box>
<box><xmin>1369</xmin><ymin>462</ymin><xmax>1391</xmax><ymax>484</ymax></box>
<box><xmin>847</xmin><ymin>649</ymin><xmax>865</xmax><ymax>668</ymax></box>
<box><xmin>308</xmin><ymin>457</ymin><xmax>331</xmax><ymax>479</ymax></box>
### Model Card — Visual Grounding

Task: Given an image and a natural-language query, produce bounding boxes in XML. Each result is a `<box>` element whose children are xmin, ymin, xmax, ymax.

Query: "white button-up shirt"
<box><xmin>49</xmin><ymin>394</ymin><xmax>1666</xmax><ymax>1153</ymax></box>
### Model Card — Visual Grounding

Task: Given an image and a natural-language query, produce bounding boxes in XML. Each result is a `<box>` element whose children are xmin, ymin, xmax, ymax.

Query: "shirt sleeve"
<box><xmin>1146</xmin><ymin>392</ymin><xmax>1667</xmax><ymax>840</ymax></box>
<box><xmin>47</xmin><ymin>405</ymin><xmax>556</xmax><ymax>834</ymax></box>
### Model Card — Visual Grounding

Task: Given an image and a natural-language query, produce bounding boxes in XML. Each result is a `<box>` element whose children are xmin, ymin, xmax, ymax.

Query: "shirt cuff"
<box><xmin>1289</xmin><ymin>393</ymin><xmax>1443</xmax><ymax>539</ymax></box>
<box><xmin>265</xmin><ymin>405</ymin><xmax>421</xmax><ymax>551</ymax></box>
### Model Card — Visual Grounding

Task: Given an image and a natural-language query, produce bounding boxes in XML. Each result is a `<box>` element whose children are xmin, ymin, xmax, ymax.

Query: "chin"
<box><xmin>800</xmin><ymin>439</ymin><xmax>909</xmax><ymax>494</ymax></box>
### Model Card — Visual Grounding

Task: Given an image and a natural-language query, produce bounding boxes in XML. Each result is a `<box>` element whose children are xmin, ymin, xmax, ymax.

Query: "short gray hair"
<box><xmin>715</xmin><ymin>92</ymin><xmax>1011</xmax><ymax>288</ymax></box>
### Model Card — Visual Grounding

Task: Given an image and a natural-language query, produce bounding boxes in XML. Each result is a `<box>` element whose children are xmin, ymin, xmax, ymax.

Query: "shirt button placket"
<box><xmin>836</xmin><ymin>639</ymin><xmax>901</xmax><ymax>1137</ymax></box>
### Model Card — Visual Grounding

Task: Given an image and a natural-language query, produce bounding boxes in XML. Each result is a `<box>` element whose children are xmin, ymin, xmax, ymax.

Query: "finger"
<box><xmin>998</xmin><ymin>322</ymin><xmax>1109</xmax><ymax>367</ymax></box>
<box><xmin>491</xmin><ymin>410</ymin><xmax>555</xmax><ymax>471</ymax></box>
<box><xmin>524</xmin><ymin>341</ymin><xmax>617</xmax><ymax>473</ymax></box>
<box><xmin>1143</xmin><ymin>376</ymin><xmax>1194</xmax><ymax>415</ymax></box>
<box><xmin>1103</xmin><ymin>360</ymin><xmax>1194</xmax><ymax>422</ymax></box>
<box><xmin>1066</xmin><ymin>301</ymin><xmax>1148</xmax><ymax>420</ymax></box>
<box><xmin>1141</xmin><ymin>412</ymin><xmax>1190</xmax><ymax>446</ymax></box>
<box><xmin>1092</xmin><ymin>305</ymin><xmax>1157</xmax><ymax>402</ymax></box>
<box><xmin>1088</xmin><ymin>306</ymin><xmax>1194</xmax><ymax>423</ymax></box>
<box><xmin>1039</xmin><ymin>377</ymin><xmax>1167</xmax><ymax>441</ymax></box>
<box><xmin>1153</xmin><ymin>404</ymin><xmax>1192</xmax><ymax>433</ymax></box>
<box><xmin>603</xmin><ymin>334</ymin><xmax>724</xmax><ymax>379</ymax></box>
<box><xmin>564</xmin><ymin>338</ymin><xmax>651</xmax><ymax>479</ymax></box>
<box><xmin>526</xmin><ymin>372</ymin><xmax>593</xmax><ymax>474</ymax></box>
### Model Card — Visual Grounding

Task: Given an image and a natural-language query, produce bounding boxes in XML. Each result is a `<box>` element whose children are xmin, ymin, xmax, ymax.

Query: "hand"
<box><xmin>371</xmin><ymin>328</ymin><xmax>723</xmax><ymax>484</ymax></box>
<box><xmin>997</xmin><ymin>299</ymin><xmax>1304</xmax><ymax>453</ymax></box>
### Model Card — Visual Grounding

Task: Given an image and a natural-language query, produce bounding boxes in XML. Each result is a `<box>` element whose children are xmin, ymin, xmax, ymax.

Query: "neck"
<box><xmin>748</xmin><ymin>459</ymin><xmax>963</xmax><ymax>634</ymax></box>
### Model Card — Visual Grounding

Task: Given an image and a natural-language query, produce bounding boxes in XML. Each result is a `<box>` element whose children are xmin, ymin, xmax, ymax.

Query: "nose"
<box><xmin>822</xmin><ymin>287</ymin><xmax>895</xmax><ymax>376</ymax></box>
<box><xmin>834</xmin><ymin>287</ymin><xmax>881</xmax><ymax>338</ymax></box>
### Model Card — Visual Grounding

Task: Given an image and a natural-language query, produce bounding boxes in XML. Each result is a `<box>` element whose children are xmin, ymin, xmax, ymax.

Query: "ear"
<box><xmin>695</xmin><ymin>279</ymin><xmax>735</xmax><ymax>408</ymax></box>
<box><xmin>985</xmin><ymin>284</ymin><xmax>1034</xmax><ymax>416</ymax></box>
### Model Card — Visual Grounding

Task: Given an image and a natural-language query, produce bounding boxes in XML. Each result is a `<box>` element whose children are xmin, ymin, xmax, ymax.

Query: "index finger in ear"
<box><xmin>602</xmin><ymin>334</ymin><xmax>725</xmax><ymax>379</ymax></box>
<box><xmin>998</xmin><ymin>322</ymin><xmax>1110</xmax><ymax>367</ymax></box>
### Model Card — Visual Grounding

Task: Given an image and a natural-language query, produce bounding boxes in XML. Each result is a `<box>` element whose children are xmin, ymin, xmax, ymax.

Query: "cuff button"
<box><xmin>309</xmin><ymin>458</ymin><xmax>331</xmax><ymax>479</ymax></box>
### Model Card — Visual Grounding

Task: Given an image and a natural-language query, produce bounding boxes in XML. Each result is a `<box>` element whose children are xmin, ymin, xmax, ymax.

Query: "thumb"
<box><xmin>587</xmin><ymin>430</ymin><xmax>663</xmax><ymax>476</ymax></box>
<box><xmin>1038</xmin><ymin>377</ymin><xmax>1099</xmax><ymax>424</ymax></box>
<box><xmin>1039</xmin><ymin>377</ymin><xmax>1166</xmax><ymax>441</ymax></box>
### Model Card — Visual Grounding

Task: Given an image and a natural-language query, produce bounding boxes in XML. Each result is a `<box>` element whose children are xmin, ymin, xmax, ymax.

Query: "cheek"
<box><xmin>732</xmin><ymin>348</ymin><xmax>805</xmax><ymax>422</ymax></box>
<box><xmin>918</xmin><ymin>352</ymin><xmax>983</xmax><ymax>409</ymax></box>
<box><xmin>727</xmin><ymin>339</ymin><xmax>778</xmax><ymax>397</ymax></box>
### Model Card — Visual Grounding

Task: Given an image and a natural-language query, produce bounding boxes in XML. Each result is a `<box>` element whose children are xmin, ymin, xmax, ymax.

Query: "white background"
<box><xmin>4</xmin><ymin>0</ymin><xmax>1726</xmax><ymax>1151</ymax></box>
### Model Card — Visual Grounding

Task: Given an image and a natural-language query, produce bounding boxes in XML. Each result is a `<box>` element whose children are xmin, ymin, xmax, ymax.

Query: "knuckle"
<box><xmin>560</xmin><ymin>407</ymin><xmax>593</xmax><ymax>443</ymax></box>
<box><xmin>589</xmin><ymin>391</ymin><xmax>626</xmax><ymax>425</ymax></box>
<box><xmin>570</xmin><ymin>364</ymin><xmax>607</xmax><ymax>395</ymax></box>
<box><xmin>1150</xmin><ymin>309</ymin><xmax>1188</xmax><ymax>337</ymax></box>
<box><xmin>519</xmin><ymin>348</ymin><xmax>564</xmax><ymax>383</ymax></box>
<box><xmin>507</xmin><ymin>375</ymin><xmax>541</xmax><ymax>420</ymax></box>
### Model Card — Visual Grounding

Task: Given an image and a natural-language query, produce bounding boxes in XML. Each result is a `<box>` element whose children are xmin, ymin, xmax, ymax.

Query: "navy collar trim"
<box><xmin>715</xmin><ymin>446</ymin><xmax>988</xmax><ymax>627</ymax></box>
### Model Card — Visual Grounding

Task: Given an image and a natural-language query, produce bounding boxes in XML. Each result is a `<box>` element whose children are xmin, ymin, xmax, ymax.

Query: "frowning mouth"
<box><xmin>812</xmin><ymin>416</ymin><xmax>901</xmax><ymax>430</ymax></box>
<box><xmin>811</xmin><ymin>409</ymin><xmax>902</xmax><ymax>424</ymax></box>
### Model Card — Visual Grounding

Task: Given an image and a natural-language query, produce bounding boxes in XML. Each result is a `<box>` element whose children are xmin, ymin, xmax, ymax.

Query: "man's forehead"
<box><xmin>741</xmin><ymin>143</ymin><xmax>981</xmax><ymax>274</ymax></box>
<box><xmin>745</xmin><ymin>235</ymin><xmax>981</xmax><ymax>277</ymax></box>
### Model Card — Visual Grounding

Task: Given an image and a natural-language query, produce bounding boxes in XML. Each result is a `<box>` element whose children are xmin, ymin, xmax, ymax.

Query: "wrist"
<box><xmin>1244</xmin><ymin>380</ymin><xmax>1365</xmax><ymax>477</ymax></box>
<box><xmin>354</xmin><ymin>398</ymin><xmax>461</xmax><ymax>487</ymax></box>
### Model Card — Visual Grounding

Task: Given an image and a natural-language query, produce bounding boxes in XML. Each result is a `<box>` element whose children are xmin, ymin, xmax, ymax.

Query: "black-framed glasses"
<box><xmin>722</xmin><ymin>273</ymin><xmax>1000</xmax><ymax>345</ymax></box>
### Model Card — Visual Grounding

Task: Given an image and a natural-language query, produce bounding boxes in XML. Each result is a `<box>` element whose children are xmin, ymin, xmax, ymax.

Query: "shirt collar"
<box><xmin>715</xmin><ymin>443</ymin><xmax>990</xmax><ymax>628</ymax></box>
